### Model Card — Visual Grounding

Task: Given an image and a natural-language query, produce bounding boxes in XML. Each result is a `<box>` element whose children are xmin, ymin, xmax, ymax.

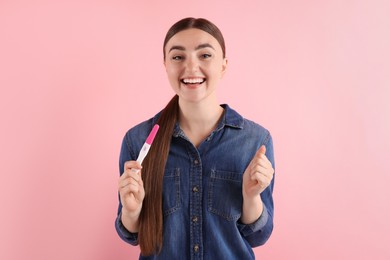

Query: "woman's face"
<box><xmin>164</xmin><ymin>28</ymin><xmax>227</xmax><ymax>104</ymax></box>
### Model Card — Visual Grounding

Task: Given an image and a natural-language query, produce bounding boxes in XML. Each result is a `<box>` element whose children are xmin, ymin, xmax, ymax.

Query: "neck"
<box><xmin>178</xmin><ymin>98</ymin><xmax>224</xmax><ymax>147</ymax></box>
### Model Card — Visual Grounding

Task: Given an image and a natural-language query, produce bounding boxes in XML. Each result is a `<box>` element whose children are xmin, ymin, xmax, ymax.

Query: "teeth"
<box><xmin>182</xmin><ymin>78</ymin><xmax>204</xmax><ymax>84</ymax></box>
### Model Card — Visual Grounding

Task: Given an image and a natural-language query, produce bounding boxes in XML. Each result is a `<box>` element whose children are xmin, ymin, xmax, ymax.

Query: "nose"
<box><xmin>184</xmin><ymin>56</ymin><xmax>199</xmax><ymax>73</ymax></box>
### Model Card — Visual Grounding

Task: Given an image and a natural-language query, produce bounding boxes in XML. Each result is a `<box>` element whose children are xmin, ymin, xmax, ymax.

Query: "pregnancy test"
<box><xmin>132</xmin><ymin>124</ymin><xmax>159</xmax><ymax>172</ymax></box>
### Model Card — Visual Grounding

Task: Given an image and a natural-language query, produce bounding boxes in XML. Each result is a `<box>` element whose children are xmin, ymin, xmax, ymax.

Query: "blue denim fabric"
<box><xmin>115</xmin><ymin>104</ymin><xmax>275</xmax><ymax>260</ymax></box>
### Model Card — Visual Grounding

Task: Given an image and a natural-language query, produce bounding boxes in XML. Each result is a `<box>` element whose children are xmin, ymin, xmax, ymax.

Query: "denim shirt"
<box><xmin>115</xmin><ymin>104</ymin><xmax>275</xmax><ymax>260</ymax></box>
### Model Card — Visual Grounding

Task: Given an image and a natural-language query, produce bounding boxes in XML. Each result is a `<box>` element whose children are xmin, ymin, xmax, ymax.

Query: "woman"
<box><xmin>116</xmin><ymin>17</ymin><xmax>275</xmax><ymax>259</ymax></box>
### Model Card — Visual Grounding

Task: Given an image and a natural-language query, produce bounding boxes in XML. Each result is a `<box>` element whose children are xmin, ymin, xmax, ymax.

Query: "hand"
<box><xmin>118</xmin><ymin>161</ymin><xmax>145</xmax><ymax>218</ymax></box>
<box><xmin>242</xmin><ymin>145</ymin><xmax>275</xmax><ymax>199</ymax></box>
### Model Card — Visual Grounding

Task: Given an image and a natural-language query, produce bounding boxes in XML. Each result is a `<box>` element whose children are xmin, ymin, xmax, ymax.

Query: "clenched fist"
<box><xmin>118</xmin><ymin>161</ymin><xmax>145</xmax><ymax>219</ymax></box>
<box><xmin>242</xmin><ymin>145</ymin><xmax>275</xmax><ymax>198</ymax></box>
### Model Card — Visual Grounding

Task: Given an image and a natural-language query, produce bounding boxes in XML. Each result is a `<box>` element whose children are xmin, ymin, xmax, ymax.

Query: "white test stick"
<box><xmin>132</xmin><ymin>124</ymin><xmax>159</xmax><ymax>172</ymax></box>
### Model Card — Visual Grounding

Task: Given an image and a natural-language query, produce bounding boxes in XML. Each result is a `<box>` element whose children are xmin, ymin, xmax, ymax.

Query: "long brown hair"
<box><xmin>138</xmin><ymin>17</ymin><xmax>226</xmax><ymax>256</ymax></box>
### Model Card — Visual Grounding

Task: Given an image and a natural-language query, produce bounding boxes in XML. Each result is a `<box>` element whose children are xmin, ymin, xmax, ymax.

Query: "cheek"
<box><xmin>166</xmin><ymin>69</ymin><xmax>181</xmax><ymax>86</ymax></box>
<box><xmin>166</xmin><ymin>63</ymin><xmax>180</xmax><ymax>74</ymax></box>
<box><xmin>207</xmin><ymin>66</ymin><xmax>223</xmax><ymax>79</ymax></box>
<box><xmin>165</xmin><ymin>67</ymin><xmax>177</xmax><ymax>78</ymax></box>
<box><xmin>204</xmin><ymin>61</ymin><xmax>224</xmax><ymax>74</ymax></box>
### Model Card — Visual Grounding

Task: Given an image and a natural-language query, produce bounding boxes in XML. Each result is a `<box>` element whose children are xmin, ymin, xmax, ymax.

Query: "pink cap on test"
<box><xmin>145</xmin><ymin>124</ymin><xmax>159</xmax><ymax>145</ymax></box>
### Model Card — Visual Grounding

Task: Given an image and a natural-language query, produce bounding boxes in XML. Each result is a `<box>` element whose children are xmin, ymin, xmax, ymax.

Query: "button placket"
<box><xmin>189</xmin><ymin>150</ymin><xmax>203</xmax><ymax>258</ymax></box>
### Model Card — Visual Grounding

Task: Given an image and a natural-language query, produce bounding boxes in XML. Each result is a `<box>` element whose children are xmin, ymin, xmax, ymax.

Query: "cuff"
<box><xmin>237</xmin><ymin>204</ymin><xmax>269</xmax><ymax>236</ymax></box>
<box><xmin>115</xmin><ymin>212</ymin><xmax>139</xmax><ymax>245</ymax></box>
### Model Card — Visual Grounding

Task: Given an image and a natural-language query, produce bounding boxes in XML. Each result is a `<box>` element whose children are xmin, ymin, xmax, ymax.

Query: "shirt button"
<box><xmin>192</xmin><ymin>186</ymin><xmax>199</xmax><ymax>192</ymax></box>
<box><xmin>194</xmin><ymin>159</ymin><xmax>199</xmax><ymax>165</ymax></box>
<box><xmin>194</xmin><ymin>244</ymin><xmax>199</xmax><ymax>252</ymax></box>
<box><xmin>192</xmin><ymin>216</ymin><xmax>198</xmax><ymax>223</ymax></box>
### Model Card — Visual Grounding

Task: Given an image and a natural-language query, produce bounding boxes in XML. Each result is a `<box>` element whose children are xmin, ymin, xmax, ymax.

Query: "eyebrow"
<box><xmin>168</xmin><ymin>43</ymin><xmax>215</xmax><ymax>53</ymax></box>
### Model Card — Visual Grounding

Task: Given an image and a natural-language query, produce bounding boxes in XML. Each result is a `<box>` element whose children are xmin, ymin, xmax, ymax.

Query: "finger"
<box><xmin>124</xmin><ymin>161</ymin><xmax>142</xmax><ymax>171</ymax></box>
<box><xmin>126</xmin><ymin>168</ymin><xmax>142</xmax><ymax>177</ymax></box>
<box><xmin>251</xmin><ymin>167</ymin><xmax>273</xmax><ymax>182</ymax></box>
<box><xmin>119</xmin><ymin>178</ymin><xmax>144</xmax><ymax>198</ymax></box>
<box><xmin>119</xmin><ymin>170</ymin><xmax>137</xmax><ymax>182</ymax></box>
<box><xmin>259</xmin><ymin>145</ymin><xmax>266</xmax><ymax>155</ymax></box>
<box><xmin>120</xmin><ymin>180</ymin><xmax>140</xmax><ymax>194</ymax></box>
<box><xmin>119</xmin><ymin>176</ymin><xmax>140</xmax><ymax>189</ymax></box>
<box><xmin>126</xmin><ymin>169</ymin><xmax>142</xmax><ymax>181</ymax></box>
<box><xmin>252</xmin><ymin>164</ymin><xmax>275</xmax><ymax>179</ymax></box>
<box><xmin>255</xmin><ymin>145</ymin><xmax>266</xmax><ymax>157</ymax></box>
<box><xmin>251</xmin><ymin>158</ymin><xmax>272</xmax><ymax>172</ymax></box>
<box><xmin>118</xmin><ymin>170</ymin><xmax>143</xmax><ymax>189</ymax></box>
<box><xmin>252</xmin><ymin>153</ymin><xmax>273</xmax><ymax>169</ymax></box>
<box><xmin>120</xmin><ymin>172</ymin><xmax>142</xmax><ymax>187</ymax></box>
<box><xmin>252</xmin><ymin>145</ymin><xmax>266</xmax><ymax>163</ymax></box>
<box><xmin>130</xmin><ymin>168</ymin><xmax>141</xmax><ymax>174</ymax></box>
<box><xmin>251</xmin><ymin>173</ymin><xmax>272</xmax><ymax>188</ymax></box>
<box><xmin>251</xmin><ymin>165</ymin><xmax>268</xmax><ymax>176</ymax></box>
<box><xmin>260</xmin><ymin>157</ymin><xmax>273</xmax><ymax>169</ymax></box>
<box><xmin>120</xmin><ymin>188</ymin><xmax>140</xmax><ymax>205</ymax></box>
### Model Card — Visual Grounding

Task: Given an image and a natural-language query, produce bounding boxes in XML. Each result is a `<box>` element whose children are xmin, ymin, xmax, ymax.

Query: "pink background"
<box><xmin>1</xmin><ymin>1</ymin><xmax>389</xmax><ymax>259</ymax></box>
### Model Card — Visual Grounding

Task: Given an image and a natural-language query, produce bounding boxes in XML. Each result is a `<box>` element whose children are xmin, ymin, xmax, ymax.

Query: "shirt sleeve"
<box><xmin>115</xmin><ymin>211</ymin><xmax>139</xmax><ymax>245</ymax></box>
<box><xmin>236</xmin><ymin>199</ymin><xmax>273</xmax><ymax>247</ymax></box>
<box><xmin>237</xmin><ymin>132</ymin><xmax>275</xmax><ymax>247</ymax></box>
<box><xmin>114</xmin><ymin>132</ymin><xmax>139</xmax><ymax>246</ymax></box>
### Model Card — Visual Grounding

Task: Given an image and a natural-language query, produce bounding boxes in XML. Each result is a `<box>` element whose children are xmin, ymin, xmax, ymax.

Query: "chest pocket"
<box><xmin>162</xmin><ymin>168</ymin><xmax>181</xmax><ymax>216</ymax></box>
<box><xmin>208</xmin><ymin>169</ymin><xmax>243</xmax><ymax>221</ymax></box>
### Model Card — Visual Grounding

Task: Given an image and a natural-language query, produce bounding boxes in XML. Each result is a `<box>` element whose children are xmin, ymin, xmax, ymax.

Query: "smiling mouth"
<box><xmin>181</xmin><ymin>78</ymin><xmax>206</xmax><ymax>85</ymax></box>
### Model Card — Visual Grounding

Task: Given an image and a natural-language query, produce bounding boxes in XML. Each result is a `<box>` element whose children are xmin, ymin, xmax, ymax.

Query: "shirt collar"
<box><xmin>219</xmin><ymin>104</ymin><xmax>244</xmax><ymax>130</ymax></box>
<box><xmin>169</xmin><ymin>104</ymin><xmax>244</xmax><ymax>137</ymax></box>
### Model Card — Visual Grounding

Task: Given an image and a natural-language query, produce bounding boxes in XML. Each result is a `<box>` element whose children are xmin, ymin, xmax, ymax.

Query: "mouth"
<box><xmin>180</xmin><ymin>78</ymin><xmax>206</xmax><ymax>85</ymax></box>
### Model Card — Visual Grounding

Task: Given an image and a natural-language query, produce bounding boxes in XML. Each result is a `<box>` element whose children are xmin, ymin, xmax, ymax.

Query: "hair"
<box><xmin>163</xmin><ymin>17</ymin><xmax>226</xmax><ymax>60</ymax></box>
<box><xmin>137</xmin><ymin>17</ymin><xmax>226</xmax><ymax>256</ymax></box>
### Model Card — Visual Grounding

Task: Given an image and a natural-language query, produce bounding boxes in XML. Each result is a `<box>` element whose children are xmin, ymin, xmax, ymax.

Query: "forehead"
<box><xmin>165</xmin><ymin>28</ymin><xmax>222</xmax><ymax>52</ymax></box>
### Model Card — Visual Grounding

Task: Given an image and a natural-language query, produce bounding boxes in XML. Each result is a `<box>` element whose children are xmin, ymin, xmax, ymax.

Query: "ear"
<box><xmin>221</xmin><ymin>57</ymin><xmax>228</xmax><ymax>77</ymax></box>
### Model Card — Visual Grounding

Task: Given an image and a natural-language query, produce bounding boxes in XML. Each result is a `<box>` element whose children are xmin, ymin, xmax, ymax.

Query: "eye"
<box><xmin>201</xmin><ymin>53</ymin><xmax>212</xmax><ymax>59</ymax></box>
<box><xmin>172</xmin><ymin>55</ymin><xmax>183</xmax><ymax>61</ymax></box>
